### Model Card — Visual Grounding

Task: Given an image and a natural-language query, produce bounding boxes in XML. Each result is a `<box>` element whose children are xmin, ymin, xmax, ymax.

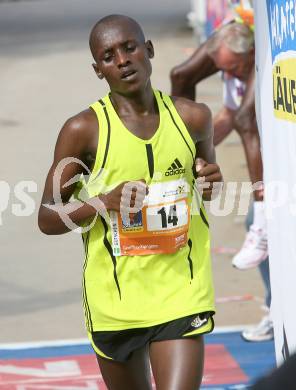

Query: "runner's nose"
<box><xmin>116</xmin><ymin>50</ymin><xmax>130</xmax><ymax>68</ymax></box>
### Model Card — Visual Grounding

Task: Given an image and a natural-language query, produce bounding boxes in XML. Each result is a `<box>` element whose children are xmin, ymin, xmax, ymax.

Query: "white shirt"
<box><xmin>223</xmin><ymin>75</ymin><xmax>246</xmax><ymax>111</ymax></box>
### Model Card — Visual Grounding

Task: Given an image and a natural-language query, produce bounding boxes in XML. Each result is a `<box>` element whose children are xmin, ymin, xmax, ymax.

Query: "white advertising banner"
<box><xmin>254</xmin><ymin>0</ymin><xmax>296</xmax><ymax>364</ymax></box>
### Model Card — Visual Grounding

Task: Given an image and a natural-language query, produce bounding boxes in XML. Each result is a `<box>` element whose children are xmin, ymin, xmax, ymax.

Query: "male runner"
<box><xmin>171</xmin><ymin>22</ymin><xmax>268</xmax><ymax>270</ymax></box>
<box><xmin>38</xmin><ymin>15</ymin><xmax>222</xmax><ymax>390</ymax></box>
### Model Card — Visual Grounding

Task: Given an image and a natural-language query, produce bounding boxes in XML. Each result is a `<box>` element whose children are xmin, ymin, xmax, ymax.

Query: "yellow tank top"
<box><xmin>80</xmin><ymin>90</ymin><xmax>215</xmax><ymax>332</ymax></box>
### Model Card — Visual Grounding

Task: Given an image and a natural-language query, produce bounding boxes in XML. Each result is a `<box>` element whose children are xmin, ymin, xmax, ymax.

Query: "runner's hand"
<box><xmin>100</xmin><ymin>180</ymin><xmax>148</xmax><ymax>222</ymax></box>
<box><xmin>196</xmin><ymin>158</ymin><xmax>223</xmax><ymax>200</ymax></box>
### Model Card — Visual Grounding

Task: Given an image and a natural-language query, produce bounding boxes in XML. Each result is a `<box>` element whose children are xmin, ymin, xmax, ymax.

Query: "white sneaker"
<box><xmin>241</xmin><ymin>315</ymin><xmax>274</xmax><ymax>342</ymax></box>
<box><xmin>232</xmin><ymin>225</ymin><xmax>268</xmax><ymax>270</ymax></box>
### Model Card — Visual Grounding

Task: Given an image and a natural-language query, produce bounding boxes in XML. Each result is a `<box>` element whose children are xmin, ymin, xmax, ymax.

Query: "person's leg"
<box><xmin>244</xmin><ymin>203</ymin><xmax>271</xmax><ymax>305</ymax></box>
<box><xmin>241</xmin><ymin>266</ymin><xmax>273</xmax><ymax>342</ymax></box>
<box><xmin>149</xmin><ymin>337</ymin><xmax>204</xmax><ymax>390</ymax></box>
<box><xmin>232</xmin><ymin>199</ymin><xmax>268</xmax><ymax>270</ymax></box>
<box><xmin>239</xmin><ymin>204</ymin><xmax>273</xmax><ymax>341</ymax></box>
<box><xmin>235</xmin><ymin>132</ymin><xmax>266</xmax><ymax>267</ymax></box>
<box><xmin>258</xmin><ymin>258</ymin><xmax>271</xmax><ymax>308</ymax></box>
<box><xmin>96</xmin><ymin>345</ymin><xmax>152</xmax><ymax>390</ymax></box>
<box><xmin>245</xmin><ymin>202</ymin><xmax>254</xmax><ymax>231</ymax></box>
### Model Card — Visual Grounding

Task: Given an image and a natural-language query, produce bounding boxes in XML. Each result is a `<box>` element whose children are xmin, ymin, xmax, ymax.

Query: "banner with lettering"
<box><xmin>254</xmin><ymin>0</ymin><xmax>296</xmax><ymax>364</ymax></box>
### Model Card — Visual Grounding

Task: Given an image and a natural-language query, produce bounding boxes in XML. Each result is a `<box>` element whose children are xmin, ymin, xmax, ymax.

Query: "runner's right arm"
<box><xmin>38</xmin><ymin>110</ymin><xmax>145</xmax><ymax>235</ymax></box>
<box><xmin>38</xmin><ymin>109</ymin><xmax>105</xmax><ymax>235</ymax></box>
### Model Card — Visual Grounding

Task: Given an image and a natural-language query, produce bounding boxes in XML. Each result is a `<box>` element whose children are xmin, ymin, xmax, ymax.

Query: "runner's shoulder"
<box><xmin>56</xmin><ymin>108</ymin><xmax>98</xmax><ymax>152</ymax></box>
<box><xmin>61</xmin><ymin>108</ymin><xmax>98</xmax><ymax>139</ymax></box>
<box><xmin>172</xmin><ymin>96</ymin><xmax>212</xmax><ymax>141</ymax></box>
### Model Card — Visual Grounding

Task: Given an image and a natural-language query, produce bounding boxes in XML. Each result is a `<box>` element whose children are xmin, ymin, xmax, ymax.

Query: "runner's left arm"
<box><xmin>173</xmin><ymin>97</ymin><xmax>223</xmax><ymax>200</ymax></box>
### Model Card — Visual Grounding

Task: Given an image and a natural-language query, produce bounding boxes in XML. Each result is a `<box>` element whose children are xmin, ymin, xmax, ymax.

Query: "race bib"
<box><xmin>110</xmin><ymin>179</ymin><xmax>191</xmax><ymax>256</ymax></box>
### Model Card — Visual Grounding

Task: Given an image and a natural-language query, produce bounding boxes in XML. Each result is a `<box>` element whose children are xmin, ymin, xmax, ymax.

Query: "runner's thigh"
<box><xmin>96</xmin><ymin>345</ymin><xmax>152</xmax><ymax>390</ymax></box>
<box><xmin>149</xmin><ymin>337</ymin><xmax>204</xmax><ymax>390</ymax></box>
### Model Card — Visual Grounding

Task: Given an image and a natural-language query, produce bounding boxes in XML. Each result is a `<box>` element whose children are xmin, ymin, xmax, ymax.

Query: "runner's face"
<box><xmin>92</xmin><ymin>24</ymin><xmax>153</xmax><ymax>94</ymax></box>
<box><xmin>212</xmin><ymin>44</ymin><xmax>254</xmax><ymax>81</ymax></box>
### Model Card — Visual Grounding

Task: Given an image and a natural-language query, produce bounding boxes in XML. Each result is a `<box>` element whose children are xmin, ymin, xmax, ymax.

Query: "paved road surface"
<box><xmin>0</xmin><ymin>0</ymin><xmax>191</xmax><ymax>55</ymax></box>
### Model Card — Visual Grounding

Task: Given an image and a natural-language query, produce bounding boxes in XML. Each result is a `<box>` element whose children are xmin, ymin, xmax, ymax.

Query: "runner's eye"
<box><xmin>103</xmin><ymin>53</ymin><xmax>113</xmax><ymax>62</ymax></box>
<box><xmin>104</xmin><ymin>56</ymin><xmax>112</xmax><ymax>63</ymax></box>
<box><xmin>126</xmin><ymin>45</ymin><xmax>136</xmax><ymax>52</ymax></box>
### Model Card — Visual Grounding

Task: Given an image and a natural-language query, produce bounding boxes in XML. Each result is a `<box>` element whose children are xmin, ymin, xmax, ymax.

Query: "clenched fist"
<box><xmin>195</xmin><ymin>158</ymin><xmax>223</xmax><ymax>200</ymax></box>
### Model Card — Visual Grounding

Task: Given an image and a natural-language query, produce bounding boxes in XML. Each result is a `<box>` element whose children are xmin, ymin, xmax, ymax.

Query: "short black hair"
<box><xmin>89</xmin><ymin>14</ymin><xmax>146</xmax><ymax>61</ymax></box>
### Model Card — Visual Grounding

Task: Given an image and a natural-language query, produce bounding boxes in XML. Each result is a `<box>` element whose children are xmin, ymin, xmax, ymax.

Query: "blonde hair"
<box><xmin>207</xmin><ymin>22</ymin><xmax>254</xmax><ymax>55</ymax></box>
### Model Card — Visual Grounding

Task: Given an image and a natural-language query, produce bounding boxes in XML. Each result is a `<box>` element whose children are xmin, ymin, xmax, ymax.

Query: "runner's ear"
<box><xmin>92</xmin><ymin>63</ymin><xmax>104</xmax><ymax>80</ymax></box>
<box><xmin>145</xmin><ymin>40</ymin><xmax>154</xmax><ymax>59</ymax></box>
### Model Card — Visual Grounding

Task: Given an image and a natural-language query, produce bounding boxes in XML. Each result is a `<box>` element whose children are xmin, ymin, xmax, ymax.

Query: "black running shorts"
<box><xmin>89</xmin><ymin>312</ymin><xmax>214</xmax><ymax>362</ymax></box>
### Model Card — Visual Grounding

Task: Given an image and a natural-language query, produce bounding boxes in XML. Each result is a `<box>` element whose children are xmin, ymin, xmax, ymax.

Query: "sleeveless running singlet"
<box><xmin>79</xmin><ymin>90</ymin><xmax>215</xmax><ymax>332</ymax></box>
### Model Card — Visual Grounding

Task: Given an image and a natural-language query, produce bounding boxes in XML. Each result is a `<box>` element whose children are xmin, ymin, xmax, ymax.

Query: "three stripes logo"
<box><xmin>165</xmin><ymin>158</ymin><xmax>186</xmax><ymax>176</ymax></box>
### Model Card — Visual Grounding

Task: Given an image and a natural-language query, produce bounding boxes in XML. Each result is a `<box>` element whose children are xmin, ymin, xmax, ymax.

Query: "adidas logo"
<box><xmin>191</xmin><ymin>315</ymin><xmax>208</xmax><ymax>329</ymax></box>
<box><xmin>165</xmin><ymin>158</ymin><xmax>186</xmax><ymax>176</ymax></box>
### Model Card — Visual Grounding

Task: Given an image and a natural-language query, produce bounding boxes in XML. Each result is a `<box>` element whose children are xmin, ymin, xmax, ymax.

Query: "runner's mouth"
<box><xmin>121</xmin><ymin>70</ymin><xmax>137</xmax><ymax>80</ymax></box>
